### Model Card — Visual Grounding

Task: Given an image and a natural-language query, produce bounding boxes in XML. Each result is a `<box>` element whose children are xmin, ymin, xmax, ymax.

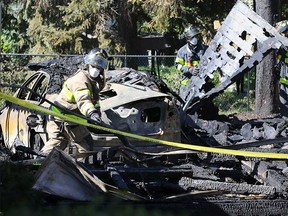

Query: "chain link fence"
<box><xmin>111</xmin><ymin>54</ymin><xmax>176</xmax><ymax>77</ymax></box>
<box><xmin>0</xmin><ymin>53</ymin><xmax>255</xmax><ymax>114</ymax></box>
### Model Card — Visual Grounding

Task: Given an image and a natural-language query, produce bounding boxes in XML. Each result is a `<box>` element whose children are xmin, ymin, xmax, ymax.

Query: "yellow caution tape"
<box><xmin>1</xmin><ymin>91</ymin><xmax>288</xmax><ymax>159</ymax></box>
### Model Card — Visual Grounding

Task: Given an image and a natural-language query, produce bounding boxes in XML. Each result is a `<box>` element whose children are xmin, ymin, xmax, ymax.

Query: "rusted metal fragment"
<box><xmin>182</xmin><ymin>0</ymin><xmax>288</xmax><ymax>113</ymax></box>
<box><xmin>178</xmin><ymin>177</ymin><xmax>276</xmax><ymax>195</ymax></box>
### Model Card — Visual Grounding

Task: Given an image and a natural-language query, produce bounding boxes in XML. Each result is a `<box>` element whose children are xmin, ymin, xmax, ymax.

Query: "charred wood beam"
<box><xmin>175</xmin><ymin>164</ymin><xmax>219</xmax><ymax>180</ymax></box>
<box><xmin>241</xmin><ymin>161</ymin><xmax>288</xmax><ymax>193</ymax></box>
<box><xmin>178</xmin><ymin>177</ymin><xmax>276</xmax><ymax>196</ymax></box>
<box><xmin>219</xmin><ymin>137</ymin><xmax>288</xmax><ymax>150</ymax></box>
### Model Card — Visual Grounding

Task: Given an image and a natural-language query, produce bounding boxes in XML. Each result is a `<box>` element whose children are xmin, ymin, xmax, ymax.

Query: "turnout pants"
<box><xmin>41</xmin><ymin>119</ymin><xmax>93</xmax><ymax>155</ymax></box>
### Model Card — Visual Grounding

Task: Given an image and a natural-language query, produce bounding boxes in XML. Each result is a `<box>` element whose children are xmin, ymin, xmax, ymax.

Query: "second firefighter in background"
<box><xmin>175</xmin><ymin>26</ymin><xmax>207</xmax><ymax>86</ymax></box>
<box><xmin>276</xmin><ymin>20</ymin><xmax>288</xmax><ymax>117</ymax></box>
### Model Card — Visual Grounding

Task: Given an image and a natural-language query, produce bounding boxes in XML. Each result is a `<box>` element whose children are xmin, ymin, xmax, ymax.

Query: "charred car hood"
<box><xmin>100</xmin><ymin>83</ymin><xmax>170</xmax><ymax>111</ymax></box>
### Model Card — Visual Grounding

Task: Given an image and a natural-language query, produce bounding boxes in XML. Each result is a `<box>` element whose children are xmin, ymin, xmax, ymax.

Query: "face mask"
<box><xmin>89</xmin><ymin>67</ymin><xmax>100</xmax><ymax>78</ymax></box>
<box><xmin>189</xmin><ymin>37</ymin><xmax>198</xmax><ymax>46</ymax></box>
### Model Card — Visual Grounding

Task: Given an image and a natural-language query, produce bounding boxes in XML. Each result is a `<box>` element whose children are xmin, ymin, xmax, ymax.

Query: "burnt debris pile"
<box><xmin>26</xmin><ymin>55</ymin><xmax>288</xmax><ymax>201</ymax></box>
<box><xmin>28</xmin><ymin>56</ymin><xmax>84</xmax><ymax>94</ymax></box>
<box><xmin>6</xmin><ymin>0</ymin><xmax>288</xmax><ymax>203</ymax></box>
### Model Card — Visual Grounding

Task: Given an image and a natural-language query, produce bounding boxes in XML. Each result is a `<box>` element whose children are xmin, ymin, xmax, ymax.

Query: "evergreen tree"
<box><xmin>1</xmin><ymin>0</ymin><xmax>236</xmax><ymax>55</ymax></box>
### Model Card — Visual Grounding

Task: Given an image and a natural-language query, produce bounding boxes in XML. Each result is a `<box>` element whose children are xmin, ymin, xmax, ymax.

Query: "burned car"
<box><xmin>97</xmin><ymin>69</ymin><xmax>181</xmax><ymax>151</ymax></box>
<box><xmin>0</xmin><ymin>61</ymin><xmax>181</xmax><ymax>157</ymax></box>
<box><xmin>0</xmin><ymin>71</ymin><xmax>50</xmax><ymax>155</ymax></box>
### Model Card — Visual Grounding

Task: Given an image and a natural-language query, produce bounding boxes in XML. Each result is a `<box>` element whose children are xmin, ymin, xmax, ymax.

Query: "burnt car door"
<box><xmin>0</xmin><ymin>71</ymin><xmax>50</xmax><ymax>153</ymax></box>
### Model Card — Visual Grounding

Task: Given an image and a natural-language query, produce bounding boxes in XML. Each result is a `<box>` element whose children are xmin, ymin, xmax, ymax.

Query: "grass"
<box><xmin>213</xmin><ymin>88</ymin><xmax>255</xmax><ymax>115</ymax></box>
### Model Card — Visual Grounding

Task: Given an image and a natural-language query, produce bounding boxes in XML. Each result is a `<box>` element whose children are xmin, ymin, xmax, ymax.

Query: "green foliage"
<box><xmin>0</xmin><ymin>29</ymin><xmax>19</xmax><ymax>53</ymax></box>
<box><xmin>280</xmin><ymin>2</ymin><xmax>288</xmax><ymax>20</ymax></box>
<box><xmin>1</xmin><ymin>1</ymin><xmax>30</xmax><ymax>53</ymax></box>
<box><xmin>2</xmin><ymin>0</ymin><xmax>288</xmax><ymax>56</ymax></box>
<box><xmin>0</xmin><ymin>61</ymin><xmax>33</xmax><ymax>106</ymax></box>
<box><xmin>213</xmin><ymin>88</ymin><xmax>255</xmax><ymax>115</ymax></box>
<box><xmin>0</xmin><ymin>30</ymin><xmax>16</xmax><ymax>53</ymax></box>
<box><xmin>1</xmin><ymin>0</ymin><xmax>241</xmax><ymax>55</ymax></box>
<box><xmin>137</xmin><ymin>63</ymin><xmax>182</xmax><ymax>93</ymax></box>
<box><xmin>159</xmin><ymin>65</ymin><xmax>182</xmax><ymax>93</ymax></box>
<box><xmin>24</xmin><ymin>0</ymin><xmax>121</xmax><ymax>54</ymax></box>
<box><xmin>155</xmin><ymin>65</ymin><xmax>256</xmax><ymax>114</ymax></box>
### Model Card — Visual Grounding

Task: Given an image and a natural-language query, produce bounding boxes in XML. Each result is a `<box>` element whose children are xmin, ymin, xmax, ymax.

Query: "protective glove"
<box><xmin>87</xmin><ymin>110</ymin><xmax>102</xmax><ymax>124</ymax></box>
<box><xmin>188</xmin><ymin>66</ymin><xmax>200</xmax><ymax>76</ymax></box>
<box><xmin>274</xmin><ymin>62</ymin><xmax>281</xmax><ymax>74</ymax></box>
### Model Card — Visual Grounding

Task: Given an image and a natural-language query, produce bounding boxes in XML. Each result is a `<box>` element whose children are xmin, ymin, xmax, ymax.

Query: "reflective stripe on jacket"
<box><xmin>277</xmin><ymin>51</ymin><xmax>288</xmax><ymax>64</ymax></box>
<box><xmin>51</xmin><ymin>105</ymin><xmax>88</xmax><ymax>124</ymax></box>
<box><xmin>280</xmin><ymin>77</ymin><xmax>288</xmax><ymax>86</ymax></box>
<box><xmin>181</xmin><ymin>78</ymin><xmax>190</xmax><ymax>86</ymax></box>
<box><xmin>54</xmin><ymin>69</ymin><xmax>100</xmax><ymax>116</ymax></box>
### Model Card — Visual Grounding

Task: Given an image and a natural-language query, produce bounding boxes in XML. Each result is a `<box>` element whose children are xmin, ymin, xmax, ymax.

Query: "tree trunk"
<box><xmin>117</xmin><ymin>0</ymin><xmax>137</xmax><ymax>54</ymax></box>
<box><xmin>117</xmin><ymin>0</ymin><xmax>139</xmax><ymax>69</ymax></box>
<box><xmin>254</xmin><ymin>0</ymin><xmax>280</xmax><ymax>115</ymax></box>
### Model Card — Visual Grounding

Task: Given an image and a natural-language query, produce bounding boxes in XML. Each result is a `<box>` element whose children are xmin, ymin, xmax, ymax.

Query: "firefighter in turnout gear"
<box><xmin>41</xmin><ymin>48</ymin><xmax>108</xmax><ymax>155</ymax></box>
<box><xmin>175</xmin><ymin>26</ymin><xmax>207</xmax><ymax>86</ymax></box>
<box><xmin>276</xmin><ymin>20</ymin><xmax>288</xmax><ymax>116</ymax></box>
<box><xmin>176</xmin><ymin>26</ymin><xmax>218</xmax><ymax>119</ymax></box>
